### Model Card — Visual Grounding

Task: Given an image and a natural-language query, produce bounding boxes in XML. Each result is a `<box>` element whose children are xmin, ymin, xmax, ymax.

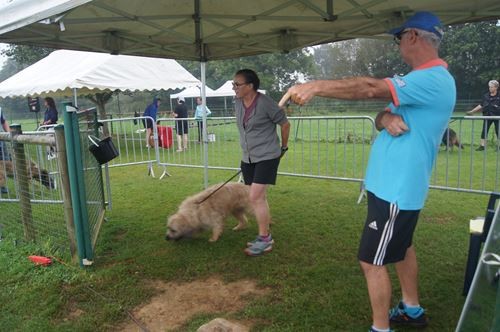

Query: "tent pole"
<box><xmin>201</xmin><ymin>61</ymin><xmax>208</xmax><ymax>189</ymax></box>
<box><xmin>73</xmin><ymin>88</ymin><xmax>78</xmax><ymax>107</ymax></box>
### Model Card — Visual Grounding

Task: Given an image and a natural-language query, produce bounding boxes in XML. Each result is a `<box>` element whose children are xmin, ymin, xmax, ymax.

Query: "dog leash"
<box><xmin>197</xmin><ymin>100</ymin><xmax>293</xmax><ymax>205</ymax></box>
<box><xmin>196</xmin><ymin>147</ymin><xmax>289</xmax><ymax>205</ymax></box>
<box><xmin>196</xmin><ymin>169</ymin><xmax>242</xmax><ymax>204</ymax></box>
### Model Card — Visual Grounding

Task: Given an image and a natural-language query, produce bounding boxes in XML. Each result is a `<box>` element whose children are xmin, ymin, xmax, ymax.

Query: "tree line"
<box><xmin>0</xmin><ymin>20</ymin><xmax>498</xmax><ymax>118</ymax></box>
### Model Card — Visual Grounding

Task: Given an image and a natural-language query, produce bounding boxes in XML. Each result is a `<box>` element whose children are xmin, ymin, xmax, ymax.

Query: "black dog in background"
<box><xmin>442</xmin><ymin>128</ymin><xmax>463</xmax><ymax>151</ymax></box>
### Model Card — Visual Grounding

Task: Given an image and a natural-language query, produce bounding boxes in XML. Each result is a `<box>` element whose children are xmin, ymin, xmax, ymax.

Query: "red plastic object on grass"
<box><xmin>28</xmin><ymin>255</ymin><xmax>52</xmax><ymax>266</ymax></box>
<box><xmin>157</xmin><ymin>126</ymin><xmax>173</xmax><ymax>148</ymax></box>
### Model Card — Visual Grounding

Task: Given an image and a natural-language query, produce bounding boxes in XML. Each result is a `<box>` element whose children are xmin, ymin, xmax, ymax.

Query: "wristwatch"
<box><xmin>281</xmin><ymin>146</ymin><xmax>288</xmax><ymax>152</ymax></box>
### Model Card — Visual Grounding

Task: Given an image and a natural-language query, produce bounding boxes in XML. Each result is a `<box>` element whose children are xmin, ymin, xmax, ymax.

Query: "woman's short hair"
<box><xmin>235</xmin><ymin>69</ymin><xmax>260</xmax><ymax>91</ymax></box>
<box><xmin>489</xmin><ymin>80</ymin><xmax>499</xmax><ymax>88</ymax></box>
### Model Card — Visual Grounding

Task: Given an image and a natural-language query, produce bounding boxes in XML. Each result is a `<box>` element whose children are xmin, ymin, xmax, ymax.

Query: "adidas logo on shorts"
<box><xmin>368</xmin><ymin>220</ymin><xmax>378</xmax><ymax>231</ymax></box>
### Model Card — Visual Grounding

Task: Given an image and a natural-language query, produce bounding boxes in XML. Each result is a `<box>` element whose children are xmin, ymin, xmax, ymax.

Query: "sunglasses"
<box><xmin>394</xmin><ymin>30</ymin><xmax>411</xmax><ymax>45</ymax></box>
<box><xmin>232</xmin><ymin>81</ymin><xmax>249</xmax><ymax>88</ymax></box>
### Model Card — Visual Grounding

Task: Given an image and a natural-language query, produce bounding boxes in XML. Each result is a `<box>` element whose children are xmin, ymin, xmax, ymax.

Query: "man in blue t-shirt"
<box><xmin>282</xmin><ymin>11</ymin><xmax>456</xmax><ymax>332</ymax></box>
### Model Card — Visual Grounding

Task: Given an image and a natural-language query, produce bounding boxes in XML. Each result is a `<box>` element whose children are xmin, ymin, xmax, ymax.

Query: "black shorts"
<box><xmin>240</xmin><ymin>157</ymin><xmax>280</xmax><ymax>185</ymax></box>
<box><xmin>144</xmin><ymin>118</ymin><xmax>154</xmax><ymax>129</ymax></box>
<box><xmin>358</xmin><ymin>191</ymin><xmax>420</xmax><ymax>265</ymax></box>
<box><xmin>175</xmin><ymin>120</ymin><xmax>189</xmax><ymax>134</ymax></box>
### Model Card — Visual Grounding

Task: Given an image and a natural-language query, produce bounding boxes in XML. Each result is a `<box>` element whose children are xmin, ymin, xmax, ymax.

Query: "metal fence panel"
<box><xmin>0</xmin><ymin>129</ymin><xmax>68</xmax><ymax>252</ymax></box>
<box><xmin>101</xmin><ymin>115</ymin><xmax>500</xmax><ymax>195</ymax></box>
<box><xmin>433</xmin><ymin>116</ymin><xmax>500</xmax><ymax>194</ymax></box>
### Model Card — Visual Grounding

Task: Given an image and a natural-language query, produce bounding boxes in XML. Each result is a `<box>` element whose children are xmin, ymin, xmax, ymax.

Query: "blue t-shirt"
<box><xmin>44</xmin><ymin>107</ymin><xmax>58</xmax><ymax>124</ymax></box>
<box><xmin>194</xmin><ymin>104</ymin><xmax>211</xmax><ymax>120</ymax></box>
<box><xmin>364</xmin><ymin>59</ymin><xmax>456</xmax><ymax>210</ymax></box>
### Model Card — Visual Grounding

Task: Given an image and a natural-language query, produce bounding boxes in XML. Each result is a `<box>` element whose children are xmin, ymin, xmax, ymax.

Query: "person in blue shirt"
<box><xmin>143</xmin><ymin>97</ymin><xmax>160</xmax><ymax>148</ymax></box>
<box><xmin>194</xmin><ymin>97</ymin><xmax>211</xmax><ymax>142</ymax></box>
<box><xmin>42</xmin><ymin>97</ymin><xmax>58</xmax><ymax>126</ymax></box>
<box><xmin>282</xmin><ymin>11</ymin><xmax>455</xmax><ymax>332</ymax></box>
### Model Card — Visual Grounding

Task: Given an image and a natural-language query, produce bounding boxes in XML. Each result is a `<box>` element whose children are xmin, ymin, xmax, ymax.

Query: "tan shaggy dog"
<box><xmin>0</xmin><ymin>160</ymin><xmax>55</xmax><ymax>190</ymax></box>
<box><xmin>165</xmin><ymin>182</ymin><xmax>253</xmax><ymax>242</ymax></box>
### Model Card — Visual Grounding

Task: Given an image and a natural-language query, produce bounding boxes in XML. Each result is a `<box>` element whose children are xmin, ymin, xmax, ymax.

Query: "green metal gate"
<box><xmin>63</xmin><ymin>103</ymin><xmax>106</xmax><ymax>266</ymax></box>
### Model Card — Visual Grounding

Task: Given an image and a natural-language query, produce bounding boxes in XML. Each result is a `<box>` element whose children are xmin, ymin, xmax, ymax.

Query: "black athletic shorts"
<box><xmin>175</xmin><ymin>120</ymin><xmax>189</xmax><ymax>134</ymax></box>
<box><xmin>240</xmin><ymin>157</ymin><xmax>280</xmax><ymax>185</ymax></box>
<box><xmin>144</xmin><ymin>118</ymin><xmax>154</xmax><ymax>129</ymax></box>
<box><xmin>358</xmin><ymin>191</ymin><xmax>420</xmax><ymax>265</ymax></box>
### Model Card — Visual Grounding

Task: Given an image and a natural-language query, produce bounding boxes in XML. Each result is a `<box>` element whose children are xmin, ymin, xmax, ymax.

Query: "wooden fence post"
<box><xmin>10</xmin><ymin>124</ymin><xmax>35</xmax><ymax>241</ymax></box>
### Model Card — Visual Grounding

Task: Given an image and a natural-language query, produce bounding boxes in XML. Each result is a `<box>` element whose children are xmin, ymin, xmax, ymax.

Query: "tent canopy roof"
<box><xmin>0</xmin><ymin>49</ymin><xmax>201</xmax><ymax>97</ymax></box>
<box><xmin>170</xmin><ymin>85</ymin><xmax>216</xmax><ymax>100</ymax></box>
<box><xmin>0</xmin><ymin>0</ymin><xmax>498</xmax><ymax>61</ymax></box>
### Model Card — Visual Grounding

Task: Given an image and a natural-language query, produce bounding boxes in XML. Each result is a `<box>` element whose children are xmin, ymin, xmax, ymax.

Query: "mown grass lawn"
<box><xmin>0</xmin><ymin>164</ymin><xmax>489</xmax><ymax>331</ymax></box>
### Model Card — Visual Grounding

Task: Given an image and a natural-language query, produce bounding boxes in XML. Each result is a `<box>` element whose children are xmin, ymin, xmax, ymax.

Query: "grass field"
<box><xmin>0</xmin><ymin>163</ymin><xmax>490</xmax><ymax>331</ymax></box>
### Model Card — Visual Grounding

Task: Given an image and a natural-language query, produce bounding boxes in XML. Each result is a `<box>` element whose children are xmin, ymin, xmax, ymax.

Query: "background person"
<box><xmin>41</xmin><ymin>97</ymin><xmax>58</xmax><ymax>159</ymax></box>
<box><xmin>466</xmin><ymin>80</ymin><xmax>500</xmax><ymax>151</ymax></box>
<box><xmin>173</xmin><ymin>97</ymin><xmax>189</xmax><ymax>152</ymax></box>
<box><xmin>194</xmin><ymin>97</ymin><xmax>211</xmax><ymax>143</ymax></box>
<box><xmin>0</xmin><ymin>106</ymin><xmax>11</xmax><ymax>194</ymax></box>
<box><xmin>282</xmin><ymin>11</ymin><xmax>455</xmax><ymax>332</ymax></box>
<box><xmin>143</xmin><ymin>97</ymin><xmax>160</xmax><ymax>148</ymax></box>
<box><xmin>41</xmin><ymin>97</ymin><xmax>58</xmax><ymax>127</ymax></box>
<box><xmin>233</xmin><ymin>69</ymin><xmax>290</xmax><ymax>257</ymax></box>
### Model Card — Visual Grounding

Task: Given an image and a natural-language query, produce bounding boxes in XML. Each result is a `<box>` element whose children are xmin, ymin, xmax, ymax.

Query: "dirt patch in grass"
<box><xmin>117</xmin><ymin>276</ymin><xmax>269</xmax><ymax>331</ymax></box>
<box><xmin>59</xmin><ymin>300</ymin><xmax>84</xmax><ymax>323</ymax></box>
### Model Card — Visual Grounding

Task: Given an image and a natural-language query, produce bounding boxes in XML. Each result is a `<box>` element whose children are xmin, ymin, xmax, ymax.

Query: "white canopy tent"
<box><xmin>169</xmin><ymin>85</ymin><xmax>216</xmax><ymax>111</ymax></box>
<box><xmin>0</xmin><ymin>49</ymin><xmax>201</xmax><ymax>98</ymax></box>
<box><xmin>0</xmin><ymin>1</ymin><xmax>497</xmax><ymax>61</ymax></box>
<box><xmin>211</xmin><ymin>80</ymin><xmax>266</xmax><ymax>98</ymax></box>
<box><xmin>170</xmin><ymin>85</ymin><xmax>215</xmax><ymax>100</ymax></box>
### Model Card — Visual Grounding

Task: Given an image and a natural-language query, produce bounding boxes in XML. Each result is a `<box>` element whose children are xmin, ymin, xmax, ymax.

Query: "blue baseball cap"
<box><xmin>389</xmin><ymin>11</ymin><xmax>443</xmax><ymax>39</ymax></box>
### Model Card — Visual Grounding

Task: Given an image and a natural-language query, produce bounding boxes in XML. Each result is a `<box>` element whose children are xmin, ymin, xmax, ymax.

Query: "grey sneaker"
<box><xmin>244</xmin><ymin>235</ymin><xmax>273</xmax><ymax>256</ymax></box>
<box><xmin>246</xmin><ymin>235</ymin><xmax>275</xmax><ymax>247</ymax></box>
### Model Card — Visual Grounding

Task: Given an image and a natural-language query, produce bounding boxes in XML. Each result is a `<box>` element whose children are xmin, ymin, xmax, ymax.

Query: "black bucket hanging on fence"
<box><xmin>88</xmin><ymin>136</ymin><xmax>119</xmax><ymax>165</ymax></box>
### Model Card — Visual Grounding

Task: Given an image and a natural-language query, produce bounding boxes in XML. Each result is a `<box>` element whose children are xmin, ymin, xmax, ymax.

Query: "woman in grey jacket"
<box><xmin>233</xmin><ymin>69</ymin><xmax>290</xmax><ymax>256</ymax></box>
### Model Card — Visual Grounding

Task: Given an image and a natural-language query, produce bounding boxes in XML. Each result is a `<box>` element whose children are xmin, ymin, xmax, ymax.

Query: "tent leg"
<box><xmin>73</xmin><ymin>88</ymin><xmax>78</xmax><ymax>107</ymax></box>
<box><xmin>200</xmin><ymin>61</ymin><xmax>209</xmax><ymax>189</ymax></box>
